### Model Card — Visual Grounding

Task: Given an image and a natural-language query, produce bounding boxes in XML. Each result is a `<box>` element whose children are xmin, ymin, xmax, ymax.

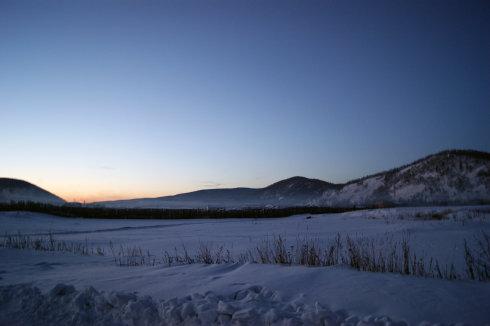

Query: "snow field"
<box><xmin>1</xmin><ymin>206</ymin><xmax>490</xmax><ymax>325</ymax></box>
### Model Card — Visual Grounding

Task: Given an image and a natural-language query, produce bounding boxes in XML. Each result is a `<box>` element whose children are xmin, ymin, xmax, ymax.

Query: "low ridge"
<box><xmin>0</xmin><ymin>178</ymin><xmax>65</xmax><ymax>205</ymax></box>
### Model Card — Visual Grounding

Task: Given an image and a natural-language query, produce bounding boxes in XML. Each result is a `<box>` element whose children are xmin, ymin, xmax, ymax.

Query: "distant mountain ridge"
<box><xmin>0</xmin><ymin>178</ymin><xmax>65</xmax><ymax>205</ymax></box>
<box><xmin>95</xmin><ymin>176</ymin><xmax>339</xmax><ymax>209</ymax></box>
<box><xmin>97</xmin><ymin>149</ymin><xmax>490</xmax><ymax>208</ymax></box>
<box><xmin>1</xmin><ymin>150</ymin><xmax>489</xmax><ymax>208</ymax></box>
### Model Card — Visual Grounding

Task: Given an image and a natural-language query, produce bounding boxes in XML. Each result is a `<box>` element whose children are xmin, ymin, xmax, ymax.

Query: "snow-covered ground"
<box><xmin>1</xmin><ymin>206</ymin><xmax>490</xmax><ymax>325</ymax></box>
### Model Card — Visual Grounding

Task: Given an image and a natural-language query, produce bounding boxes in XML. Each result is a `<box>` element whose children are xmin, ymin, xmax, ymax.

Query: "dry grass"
<box><xmin>1</xmin><ymin>232</ymin><xmax>104</xmax><ymax>256</ymax></box>
<box><xmin>464</xmin><ymin>231</ymin><xmax>490</xmax><ymax>281</ymax></box>
<box><xmin>160</xmin><ymin>234</ymin><xmax>470</xmax><ymax>281</ymax></box>
<box><xmin>1</xmin><ymin>231</ymin><xmax>489</xmax><ymax>282</ymax></box>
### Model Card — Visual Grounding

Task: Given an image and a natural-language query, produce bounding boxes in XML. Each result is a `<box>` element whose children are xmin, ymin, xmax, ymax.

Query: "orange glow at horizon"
<box><xmin>3</xmin><ymin>168</ymin><xmax>264</xmax><ymax>204</ymax></box>
<box><xmin>61</xmin><ymin>192</ymin><xmax>160</xmax><ymax>203</ymax></box>
<box><xmin>43</xmin><ymin>179</ymin><xmax>230</xmax><ymax>203</ymax></box>
<box><xmin>6</xmin><ymin>173</ymin><xmax>193</xmax><ymax>203</ymax></box>
<box><xmin>52</xmin><ymin>188</ymin><xmax>180</xmax><ymax>203</ymax></box>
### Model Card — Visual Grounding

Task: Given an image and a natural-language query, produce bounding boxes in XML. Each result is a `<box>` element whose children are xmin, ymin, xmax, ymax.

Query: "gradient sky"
<box><xmin>1</xmin><ymin>0</ymin><xmax>489</xmax><ymax>202</ymax></box>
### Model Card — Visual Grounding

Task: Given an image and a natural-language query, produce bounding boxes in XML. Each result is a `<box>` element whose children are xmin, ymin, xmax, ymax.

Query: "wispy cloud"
<box><xmin>89</xmin><ymin>165</ymin><xmax>116</xmax><ymax>171</ymax></box>
<box><xmin>201</xmin><ymin>181</ymin><xmax>223</xmax><ymax>188</ymax></box>
<box><xmin>98</xmin><ymin>165</ymin><xmax>116</xmax><ymax>171</ymax></box>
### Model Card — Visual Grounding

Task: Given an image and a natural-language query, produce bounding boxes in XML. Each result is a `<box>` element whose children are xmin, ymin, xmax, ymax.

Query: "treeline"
<box><xmin>0</xmin><ymin>201</ymin><xmax>363</xmax><ymax>220</ymax></box>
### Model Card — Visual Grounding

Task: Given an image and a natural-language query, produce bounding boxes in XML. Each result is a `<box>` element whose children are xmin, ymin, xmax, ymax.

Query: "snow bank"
<box><xmin>0</xmin><ymin>283</ymin><xmax>408</xmax><ymax>326</ymax></box>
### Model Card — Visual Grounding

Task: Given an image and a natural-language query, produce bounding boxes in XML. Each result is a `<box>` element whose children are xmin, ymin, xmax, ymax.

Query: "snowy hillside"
<box><xmin>0</xmin><ymin>178</ymin><xmax>65</xmax><ymax>205</ymax></box>
<box><xmin>98</xmin><ymin>150</ymin><xmax>490</xmax><ymax>208</ymax></box>
<box><xmin>315</xmin><ymin>150</ymin><xmax>490</xmax><ymax>206</ymax></box>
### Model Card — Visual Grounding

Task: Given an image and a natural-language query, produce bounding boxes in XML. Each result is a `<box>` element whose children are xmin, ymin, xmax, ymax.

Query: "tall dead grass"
<box><xmin>2</xmin><ymin>231</ymin><xmax>489</xmax><ymax>282</ymax></box>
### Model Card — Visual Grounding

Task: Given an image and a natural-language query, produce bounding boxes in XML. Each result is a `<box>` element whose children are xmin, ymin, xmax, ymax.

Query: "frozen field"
<box><xmin>1</xmin><ymin>206</ymin><xmax>490</xmax><ymax>325</ymax></box>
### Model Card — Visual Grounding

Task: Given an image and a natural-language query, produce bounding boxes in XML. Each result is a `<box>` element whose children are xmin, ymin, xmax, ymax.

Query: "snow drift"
<box><xmin>0</xmin><ymin>283</ymin><xmax>408</xmax><ymax>326</ymax></box>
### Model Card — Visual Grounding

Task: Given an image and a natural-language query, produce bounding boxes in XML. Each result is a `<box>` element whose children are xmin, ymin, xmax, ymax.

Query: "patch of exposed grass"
<box><xmin>1</xmin><ymin>232</ymin><xmax>104</xmax><ymax>256</ymax></box>
<box><xmin>463</xmin><ymin>231</ymin><xmax>490</xmax><ymax>281</ymax></box>
<box><xmin>414</xmin><ymin>210</ymin><xmax>452</xmax><ymax>220</ymax></box>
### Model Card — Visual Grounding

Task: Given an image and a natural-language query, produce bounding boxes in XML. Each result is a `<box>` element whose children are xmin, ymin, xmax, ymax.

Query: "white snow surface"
<box><xmin>1</xmin><ymin>206</ymin><xmax>490</xmax><ymax>325</ymax></box>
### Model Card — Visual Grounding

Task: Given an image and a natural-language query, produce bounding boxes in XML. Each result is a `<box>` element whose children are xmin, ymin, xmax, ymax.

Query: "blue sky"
<box><xmin>1</xmin><ymin>0</ymin><xmax>489</xmax><ymax>202</ymax></box>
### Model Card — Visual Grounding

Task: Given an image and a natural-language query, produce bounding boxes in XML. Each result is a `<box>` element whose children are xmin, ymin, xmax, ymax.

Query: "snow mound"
<box><xmin>0</xmin><ymin>283</ymin><xmax>410</xmax><ymax>326</ymax></box>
